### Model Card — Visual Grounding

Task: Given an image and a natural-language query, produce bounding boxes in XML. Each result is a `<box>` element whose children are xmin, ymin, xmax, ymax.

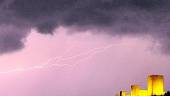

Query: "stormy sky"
<box><xmin>0</xmin><ymin>0</ymin><xmax>170</xmax><ymax>96</ymax></box>
<box><xmin>0</xmin><ymin>0</ymin><xmax>170</xmax><ymax>54</ymax></box>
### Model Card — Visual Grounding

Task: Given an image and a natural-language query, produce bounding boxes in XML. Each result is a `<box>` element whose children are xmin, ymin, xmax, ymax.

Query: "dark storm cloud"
<box><xmin>0</xmin><ymin>25</ymin><xmax>29</xmax><ymax>54</ymax></box>
<box><xmin>1</xmin><ymin>0</ymin><xmax>170</xmax><ymax>54</ymax></box>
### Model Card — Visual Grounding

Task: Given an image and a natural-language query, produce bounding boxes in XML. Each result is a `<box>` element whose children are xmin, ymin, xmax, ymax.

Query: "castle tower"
<box><xmin>120</xmin><ymin>90</ymin><xmax>126</xmax><ymax>96</ymax></box>
<box><xmin>147</xmin><ymin>75</ymin><xmax>164</xmax><ymax>96</ymax></box>
<box><xmin>131</xmin><ymin>85</ymin><xmax>140</xmax><ymax>96</ymax></box>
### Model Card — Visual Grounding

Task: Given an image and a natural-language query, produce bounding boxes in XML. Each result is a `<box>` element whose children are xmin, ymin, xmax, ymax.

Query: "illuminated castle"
<box><xmin>120</xmin><ymin>75</ymin><xmax>165</xmax><ymax>96</ymax></box>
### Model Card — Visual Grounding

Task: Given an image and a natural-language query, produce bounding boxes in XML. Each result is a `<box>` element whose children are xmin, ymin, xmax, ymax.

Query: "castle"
<box><xmin>120</xmin><ymin>75</ymin><xmax>165</xmax><ymax>96</ymax></box>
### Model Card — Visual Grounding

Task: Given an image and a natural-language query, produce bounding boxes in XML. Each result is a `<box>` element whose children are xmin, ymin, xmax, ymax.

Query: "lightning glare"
<box><xmin>0</xmin><ymin>43</ymin><xmax>117</xmax><ymax>74</ymax></box>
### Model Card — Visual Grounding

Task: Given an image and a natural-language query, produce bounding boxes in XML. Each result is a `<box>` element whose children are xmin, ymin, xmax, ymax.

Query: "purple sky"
<box><xmin>1</xmin><ymin>0</ymin><xmax>170</xmax><ymax>96</ymax></box>
<box><xmin>0</xmin><ymin>27</ymin><xmax>169</xmax><ymax>96</ymax></box>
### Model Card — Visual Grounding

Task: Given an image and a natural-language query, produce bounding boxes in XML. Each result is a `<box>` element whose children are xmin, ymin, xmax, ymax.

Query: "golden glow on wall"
<box><xmin>139</xmin><ymin>90</ymin><xmax>147</xmax><ymax>96</ymax></box>
<box><xmin>131</xmin><ymin>85</ymin><xmax>140</xmax><ymax>96</ymax></box>
<box><xmin>119</xmin><ymin>75</ymin><xmax>165</xmax><ymax>96</ymax></box>
<box><xmin>120</xmin><ymin>91</ymin><xmax>126</xmax><ymax>96</ymax></box>
<box><xmin>147</xmin><ymin>75</ymin><xmax>164</xmax><ymax>96</ymax></box>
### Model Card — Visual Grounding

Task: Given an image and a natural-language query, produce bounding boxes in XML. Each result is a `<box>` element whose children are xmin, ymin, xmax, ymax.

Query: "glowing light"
<box><xmin>119</xmin><ymin>75</ymin><xmax>165</xmax><ymax>96</ymax></box>
<box><xmin>139</xmin><ymin>90</ymin><xmax>147</xmax><ymax>96</ymax></box>
<box><xmin>131</xmin><ymin>85</ymin><xmax>140</xmax><ymax>96</ymax></box>
<box><xmin>120</xmin><ymin>91</ymin><xmax>127</xmax><ymax>96</ymax></box>
<box><xmin>147</xmin><ymin>75</ymin><xmax>164</xmax><ymax>96</ymax></box>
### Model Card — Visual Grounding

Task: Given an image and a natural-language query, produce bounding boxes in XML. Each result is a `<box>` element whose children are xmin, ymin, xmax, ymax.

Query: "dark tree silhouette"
<box><xmin>164</xmin><ymin>91</ymin><xmax>170</xmax><ymax>96</ymax></box>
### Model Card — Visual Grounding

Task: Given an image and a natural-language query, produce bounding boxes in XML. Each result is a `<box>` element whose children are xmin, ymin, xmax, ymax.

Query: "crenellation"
<box><xmin>119</xmin><ymin>75</ymin><xmax>165</xmax><ymax>96</ymax></box>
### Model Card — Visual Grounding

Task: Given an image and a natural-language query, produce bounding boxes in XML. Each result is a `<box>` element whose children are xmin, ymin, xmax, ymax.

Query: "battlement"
<box><xmin>120</xmin><ymin>75</ymin><xmax>165</xmax><ymax>96</ymax></box>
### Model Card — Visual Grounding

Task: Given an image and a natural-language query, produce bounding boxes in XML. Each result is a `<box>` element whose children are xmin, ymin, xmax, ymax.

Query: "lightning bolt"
<box><xmin>0</xmin><ymin>43</ymin><xmax>116</xmax><ymax>74</ymax></box>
